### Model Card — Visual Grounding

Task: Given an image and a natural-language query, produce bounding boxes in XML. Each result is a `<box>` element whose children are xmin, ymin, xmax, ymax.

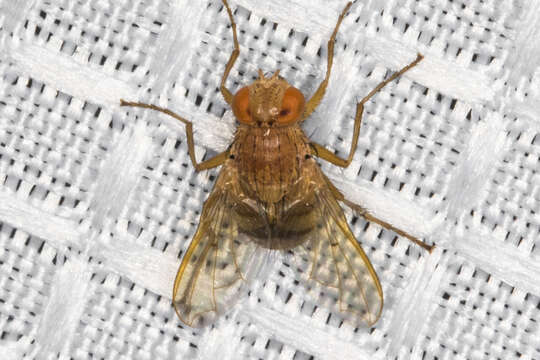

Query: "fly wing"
<box><xmin>281</xmin><ymin>164</ymin><xmax>383</xmax><ymax>326</ymax></box>
<box><xmin>172</xmin><ymin>170</ymin><xmax>268</xmax><ymax>327</ymax></box>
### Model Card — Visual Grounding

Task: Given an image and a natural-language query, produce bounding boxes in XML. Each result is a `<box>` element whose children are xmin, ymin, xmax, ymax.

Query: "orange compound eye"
<box><xmin>278</xmin><ymin>86</ymin><xmax>305</xmax><ymax>125</ymax></box>
<box><xmin>232</xmin><ymin>86</ymin><xmax>253</xmax><ymax>124</ymax></box>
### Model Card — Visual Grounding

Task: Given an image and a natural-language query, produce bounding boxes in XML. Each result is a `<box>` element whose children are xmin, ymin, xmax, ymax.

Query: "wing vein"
<box><xmin>322</xmin><ymin>193</ymin><xmax>372</xmax><ymax>315</ymax></box>
<box><xmin>319</xmin><ymin>196</ymin><xmax>346</xmax><ymax>304</ymax></box>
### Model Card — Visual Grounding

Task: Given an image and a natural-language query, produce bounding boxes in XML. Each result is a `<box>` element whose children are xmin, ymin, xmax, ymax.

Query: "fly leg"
<box><xmin>302</xmin><ymin>2</ymin><xmax>352</xmax><ymax>120</ymax></box>
<box><xmin>323</xmin><ymin>174</ymin><xmax>434</xmax><ymax>252</ymax></box>
<box><xmin>310</xmin><ymin>53</ymin><xmax>423</xmax><ymax>167</ymax></box>
<box><xmin>120</xmin><ymin>100</ymin><xmax>228</xmax><ymax>171</ymax></box>
<box><xmin>220</xmin><ymin>0</ymin><xmax>240</xmax><ymax>105</ymax></box>
<box><xmin>343</xmin><ymin>199</ymin><xmax>434</xmax><ymax>252</ymax></box>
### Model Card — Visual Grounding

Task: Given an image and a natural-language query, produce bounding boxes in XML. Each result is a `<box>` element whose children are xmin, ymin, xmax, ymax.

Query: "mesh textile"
<box><xmin>0</xmin><ymin>0</ymin><xmax>539</xmax><ymax>359</ymax></box>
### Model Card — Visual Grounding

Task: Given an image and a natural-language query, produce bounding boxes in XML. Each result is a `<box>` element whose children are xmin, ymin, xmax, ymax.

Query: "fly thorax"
<box><xmin>232</xmin><ymin>126</ymin><xmax>311</xmax><ymax>204</ymax></box>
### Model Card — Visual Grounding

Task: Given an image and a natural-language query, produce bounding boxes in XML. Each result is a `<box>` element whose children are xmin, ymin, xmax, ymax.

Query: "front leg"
<box><xmin>302</xmin><ymin>2</ymin><xmax>352</xmax><ymax>120</ymax></box>
<box><xmin>220</xmin><ymin>0</ymin><xmax>240</xmax><ymax>106</ymax></box>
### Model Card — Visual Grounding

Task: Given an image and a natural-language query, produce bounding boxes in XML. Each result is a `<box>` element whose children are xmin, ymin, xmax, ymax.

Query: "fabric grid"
<box><xmin>0</xmin><ymin>0</ymin><xmax>538</xmax><ymax>359</ymax></box>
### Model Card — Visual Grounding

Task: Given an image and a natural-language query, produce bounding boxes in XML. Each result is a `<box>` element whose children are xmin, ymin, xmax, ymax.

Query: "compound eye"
<box><xmin>278</xmin><ymin>86</ymin><xmax>305</xmax><ymax>125</ymax></box>
<box><xmin>232</xmin><ymin>87</ymin><xmax>253</xmax><ymax>124</ymax></box>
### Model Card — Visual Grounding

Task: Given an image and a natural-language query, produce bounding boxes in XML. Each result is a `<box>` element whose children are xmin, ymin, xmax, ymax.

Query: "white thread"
<box><xmin>0</xmin><ymin>0</ymin><xmax>537</xmax><ymax>359</ymax></box>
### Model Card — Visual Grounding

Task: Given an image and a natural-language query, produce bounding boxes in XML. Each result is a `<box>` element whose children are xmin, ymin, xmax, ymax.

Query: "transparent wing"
<box><xmin>283</xmin><ymin>165</ymin><xmax>384</xmax><ymax>326</ymax></box>
<box><xmin>172</xmin><ymin>172</ymin><xmax>268</xmax><ymax>327</ymax></box>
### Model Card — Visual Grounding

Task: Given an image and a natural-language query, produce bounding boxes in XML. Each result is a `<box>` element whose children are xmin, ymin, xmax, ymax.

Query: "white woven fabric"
<box><xmin>0</xmin><ymin>0</ymin><xmax>538</xmax><ymax>359</ymax></box>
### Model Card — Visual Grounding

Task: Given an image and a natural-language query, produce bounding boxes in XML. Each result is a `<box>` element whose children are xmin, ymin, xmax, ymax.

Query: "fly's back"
<box><xmin>230</xmin><ymin>126</ymin><xmax>311</xmax><ymax>204</ymax></box>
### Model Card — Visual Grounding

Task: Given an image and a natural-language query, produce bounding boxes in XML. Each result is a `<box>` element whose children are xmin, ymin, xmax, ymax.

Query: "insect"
<box><xmin>121</xmin><ymin>0</ymin><xmax>429</xmax><ymax>327</ymax></box>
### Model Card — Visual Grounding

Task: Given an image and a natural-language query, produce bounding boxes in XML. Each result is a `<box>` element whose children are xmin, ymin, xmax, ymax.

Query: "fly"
<box><xmin>121</xmin><ymin>0</ymin><xmax>429</xmax><ymax>327</ymax></box>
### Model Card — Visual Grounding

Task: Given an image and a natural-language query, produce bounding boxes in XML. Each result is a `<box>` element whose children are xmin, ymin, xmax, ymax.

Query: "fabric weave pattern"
<box><xmin>0</xmin><ymin>0</ymin><xmax>537</xmax><ymax>359</ymax></box>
